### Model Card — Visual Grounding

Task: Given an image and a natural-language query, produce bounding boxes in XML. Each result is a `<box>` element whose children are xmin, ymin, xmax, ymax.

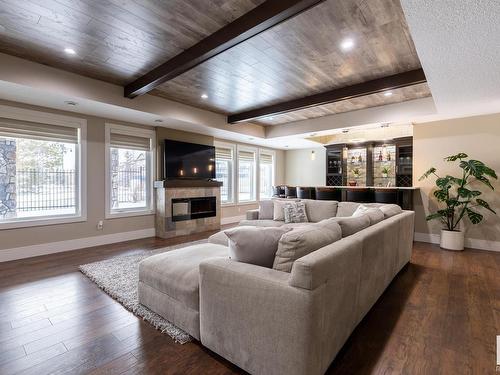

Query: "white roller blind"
<box><xmin>0</xmin><ymin>118</ymin><xmax>78</xmax><ymax>143</ymax></box>
<box><xmin>216</xmin><ymin>147</ymin><xmax>232</xmax><ymax>161</ymax></box>
<box><xmin>238</xmin><ymin>150</ymin><xmax>255</xmax><ymax>162</ymax></box>
<box><xmin>260</xmin><ymin>153</ymin><xmax>273</xmax><ymax>164</ymax></box>
<box><xmin>110</xmin><ymin>132</ymin><xmax>151</xmax><ymax>151</ymax></box>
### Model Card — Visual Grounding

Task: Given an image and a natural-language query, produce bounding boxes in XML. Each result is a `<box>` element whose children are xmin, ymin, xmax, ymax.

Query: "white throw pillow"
<box><xmin>351</xmin><ymin>205</ymin><xmax>384</xmax><ymax>225</ymax></box>
<box><xmin>258</xmin><ymin>200</ymin><xmax>274</xmax><ymax>220</ymax></box>
<box><xmin>273</xmin><ymin>200</ymin><xmax>288</xmax><ymax>221</ymax></box>
<box><xmin>283</xmin><ymin>202</ymin><xmax>309</xmax><ymax>224</ymax></box>
<box><xmin>224</xmin><ymin>226</ymin><xmax>291</xmax><ymax>268</ymax></box>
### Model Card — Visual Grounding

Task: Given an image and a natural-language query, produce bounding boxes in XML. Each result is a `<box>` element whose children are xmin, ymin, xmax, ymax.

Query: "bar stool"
<box><xmin>272</xmin><ymin>186</ymin><xmax>286</xmax><ymax>198</ymax></box>
<box><xmin>285</xmin><ymin>186</ymin><xmax>297</xmax><ymax>198</ymax></box>
<box><xmin>315</xmin><ymin>187</ymin><xmax>341</xmax><ymax>201</ymax></box>
<box><xmin>346</xmin><ymin>188</ymin><xmax>372</xmax><ymax>203</ymax></box>
<box><xmin>374</xmin><ymin>189</ymin><xmax>398</xmax><ymax>204</ymax></box>
<box><xmin>297</xmin><ymin>187</ymin><xmax>315</xmax><ymax>200</ymax></box>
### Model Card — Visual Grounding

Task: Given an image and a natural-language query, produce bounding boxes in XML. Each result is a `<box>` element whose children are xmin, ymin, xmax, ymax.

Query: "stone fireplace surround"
<box><xmin>154</xmin><ymin>180</ymin><xmax>222</xmax><ymax>239</ymax></box>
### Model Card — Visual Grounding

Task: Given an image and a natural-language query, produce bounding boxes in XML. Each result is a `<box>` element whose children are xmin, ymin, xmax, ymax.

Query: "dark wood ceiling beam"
<box><xmin>124</xmin><ymin>0</ymin><xmax>325</xmax><ymax>98</ymax></box>
<box><xmin>227</xmin><ymin>69</ymin><xmax>427</xmax><ymax>123</ymax></box>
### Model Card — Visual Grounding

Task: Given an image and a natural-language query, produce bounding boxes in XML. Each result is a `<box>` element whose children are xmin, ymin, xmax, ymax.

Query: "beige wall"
<box><xmin>413</xmin><ymin>113</ymin><xmax>500</xmax><ymax>244</ymax></box>
<box><xmin>285</xmin><ymin>147</ymin><xmax>326</xmax><ymax>186</ymax></box>
<box><xmin>0</xmin><ymin>100</ymin><xmax>155</xmax><ymax>251</ymax></box>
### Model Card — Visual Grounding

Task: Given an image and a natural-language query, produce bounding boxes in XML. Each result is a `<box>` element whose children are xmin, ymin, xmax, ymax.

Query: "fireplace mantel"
<box><xmin>154</xmin><ymin>180</ymin><xmax>223</xmax><ymax>188</ymax></box>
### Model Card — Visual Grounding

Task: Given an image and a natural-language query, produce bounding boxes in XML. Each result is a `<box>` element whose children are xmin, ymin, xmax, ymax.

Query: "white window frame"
<box><xmin>105</xmin><ymin>123</ymin><xmax>155</xmax><ymax>219</ymax></box>
<box><xmin>0</xmin><ymin>105</ymin><xmax>87</xmax><ymax>230</ymax></box>
<box><xmin>214</xmin><ymin>140</ymin><xmax>236</xmax><ymax>206</ymax></box>
<box><xmin>258</xmin><ymin>148</ymin><xmax>276</xmax><ymax>201</ymax></box>
<box><xmin>236</xmin><ymin>144</ymin><xmax>258</xmax><ymax>204</ymax></box>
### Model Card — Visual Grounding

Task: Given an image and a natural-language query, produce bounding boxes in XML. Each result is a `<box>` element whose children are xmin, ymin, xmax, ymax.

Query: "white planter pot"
<box><xmin>440</xmin><ymin>229</ymin><xmax>464</xmax><ymax>251</ymax></box>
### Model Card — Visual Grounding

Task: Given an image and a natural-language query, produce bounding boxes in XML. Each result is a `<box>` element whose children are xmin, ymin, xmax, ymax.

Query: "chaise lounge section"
<box><xmin>138</xmin><ymin>200</ymin><xmax>414</xmax><ymax>374</ymax></box>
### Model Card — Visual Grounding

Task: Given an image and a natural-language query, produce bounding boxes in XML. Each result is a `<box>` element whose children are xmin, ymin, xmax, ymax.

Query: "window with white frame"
<box><xmin>215</xmin><ymin>143</ymin><xmax>235</xmax><ymax>204</ymax></box>
<box><xmin>0</xmin><ymin>114</ymin><xmax>85</xmax><ymax>228</ymax></box>
<box><xmin>237</xmin><ymin>147</ymin><xmax>257</xmax><ymax>202</ymax></box>
<box><xmin>106</xmin><ymin>124</ymin><xmax>155</xmax><ymax>217</ymax></box>
<box><xmin>259</xmin><ymin>150</ymin><xmax>275</xmax><ymax>199</ymax></box>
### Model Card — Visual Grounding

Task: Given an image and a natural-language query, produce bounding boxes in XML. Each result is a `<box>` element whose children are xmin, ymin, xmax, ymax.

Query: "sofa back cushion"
<box><xmin>258</xmin><ymin>200</ymin><xmax>274</xmax><ymax>220</ymax></box>
<box><xmin>224</xmin><ymin>226</ymin><xmax>291</xmax><ymax>268</ymax></box>
<box><xmin>301</xmin><ymin>199</ymin><xmax>338</xmax><ymax>222</ymax></box>
<box><xmin>284</xmin><ymin>201</ymin><xmax>309</xmax><ymax>223</ymax></box>
<box><xmin>336</xmin><ymin>201</ymin><xmax>361</xmax><ymax>217</ymax></box>
<box><xmin>332</xmin><ymin>215</ymin><xmax>371</xmax><ymax>237</ymax></box>
<box><xmin>352</xmin><ymin>205</ymin><xmax>385</xmax><ymax>225</ymax></box>
<box><xmin>273</xmin><ymin>219</ymin><xmax>342</xmax><ymax>273</ymax></box>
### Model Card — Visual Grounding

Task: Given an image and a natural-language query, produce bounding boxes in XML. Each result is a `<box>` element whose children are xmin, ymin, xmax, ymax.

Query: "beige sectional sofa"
<box><xmin>138</xmin><ymin>199</ymin><xmax>415</xmax><ymax>375</ymax></box>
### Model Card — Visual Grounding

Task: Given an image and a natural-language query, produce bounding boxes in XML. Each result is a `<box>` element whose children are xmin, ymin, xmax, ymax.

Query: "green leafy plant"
<box><xmin>352</xmin><ymin>167</ymin><xmax>360</xmax><ymax>177</ymax></box>
<box><xmin>419</xmin><ymin>153</ymin><xmax>497</xmax><ymax>231</ymax></box>
<box><xmin>381</xmin><ymin>166</ymin><xmax>390</xmax><ymax>176</ymax></box>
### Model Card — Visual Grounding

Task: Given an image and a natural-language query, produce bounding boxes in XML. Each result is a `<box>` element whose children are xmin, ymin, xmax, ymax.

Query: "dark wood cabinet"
<box><xmin>325</xmin><ymin>137</ymin><xmax>413</xmax><ymax>187</ymax></box>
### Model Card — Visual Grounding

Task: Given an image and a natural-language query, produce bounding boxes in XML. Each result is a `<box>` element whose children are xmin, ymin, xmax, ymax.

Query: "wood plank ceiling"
<box><xmin>0</xmin><ymin>0</ymin><xmax>431</xmax><ymax>126</ymax></box>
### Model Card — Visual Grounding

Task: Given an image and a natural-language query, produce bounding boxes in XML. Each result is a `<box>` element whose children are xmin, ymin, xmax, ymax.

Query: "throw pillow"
<box><xmin>273</xmin><ymin>218</ymin><xmax>342</xmax><ymax>273</ymax></box>
<box><xmin>379</xmin><ymin>204</ymin><xmax>403</xmax><ymax>218</ymax></box>
<box><xmin>258</xmin><ymin>200</ymin><xmax>274</xmax><ymax>220</ymax></box>
<box><xmin>224</xmin><ymin>226</ymin><xmax>291</xmax><ymax>268</ymax></box>
<box><xmin>352</xmin><ymin>205</ymin><xmax>385</xmax><ymax>225</ymax></box>
<box><xmin>331</xmin><ymin>215</ymin><xmax>371</xmax><ymax>237</ymax></box>
<box><xmin>273</xmin><ymin>199</ymin><xmax>288</xmax><ymax>221</ymax></box>
<box><xmin>283</xmin><ymin>202</ymin><xmax>309</xmax><ymax>224</ymax></box>
<box><xmin>301</xmin><ymin>199</ymin><xmax>338</xmax><ymax>222</ymax></box>
<box><xmin>208</xmin><ymin>230</ymin><xmax>229</xmax><ymax>246</ymax></box>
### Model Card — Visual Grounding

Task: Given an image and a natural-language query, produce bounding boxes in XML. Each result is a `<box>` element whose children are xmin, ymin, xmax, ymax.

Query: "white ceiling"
<box><xmin>401</xmin><ymin>0</ymin><xmax>500</xmax><ymax>116</ymax></box>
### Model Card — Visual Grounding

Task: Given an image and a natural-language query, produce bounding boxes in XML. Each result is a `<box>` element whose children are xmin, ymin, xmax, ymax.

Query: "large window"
<box><xmin>238</xmin><ymin>147</ymin><xmax>257</xmax><ymax>202</ymax></box>
<box><xmin>106</xmin><ymin>124</ymin><xmax>155</xmax><ymax>217</ymax></box>
<box><xmin>259</xmin><ymin>150</ymin><xmax>275</xmax><ymax>199</ymax></box>
<box><xmin>0</xmin><ymin>110</ymin><xmax>85</xmax><ymax>228</ymax></box>
<box><xmin>215</xmin><ymin>143</ymin><xmax>235</xmax><ymax>204</ymax></box>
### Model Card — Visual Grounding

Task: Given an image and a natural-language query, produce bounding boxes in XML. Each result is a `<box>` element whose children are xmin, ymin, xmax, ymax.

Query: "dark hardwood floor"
<box><xmin>0</xmin><ymin>232</ymin><xmax>498</xmax><ymax>375</ymax></box>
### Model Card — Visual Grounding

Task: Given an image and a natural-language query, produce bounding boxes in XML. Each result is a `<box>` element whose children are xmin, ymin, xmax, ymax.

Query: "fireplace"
<box><xmin>171</xmin><ymin>196</ymin><xmax>217</xmax><ymax>222</ymax></box>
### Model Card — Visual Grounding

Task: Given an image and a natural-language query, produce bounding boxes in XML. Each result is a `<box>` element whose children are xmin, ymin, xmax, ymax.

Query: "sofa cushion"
<box><xmin>336</xmin><ymin>201</ymin><xmax>361</xmax><ymax>217</ymax></box>
<box><xmin>284</xmin><ymin>201</ymin><xmax>309</xmax><ymax>224</ymax></box>
<box><xmin>332</xmin><ymin>215</ymin><xmax>371</xmax><ymax>237</ymax></box>
<box><xmin>239</xmin><ymin>219</ymin><xmax>284</xmax><ymax>227</ymax></box>
<box><xmin>273</xmin><ymin>219</ymin><xmax>342</xmax><ymax>273</ymax></box>
<box><xmin>225</xmin><ymin>226</ymin><xmax>291</xmax><ymax>268</ymax></box>
<box><xmin>352</xmin><ymin>204</ymin><xmax>385</xmax><ymax>225</ymax></box>
<box><xmin>258</xmin><ymin>200</ymin><xmax>274</xmax><ymax>220</ymax></box>
<box><xmin>138</xmin><ymin>243</ymin><xmax>228</xmax><ymax>311</ymax></box>
<box><xmin>301</xmin><ymin>199</ymin><xmax>338</xmax><ymax>222</ymax></box>
<box><xmin>208</xmin><ymin>230</ymin><xmax>229</xmax><ymax>246</ymax></box>
<box><xmin>273</xmin><ymin>199</ymin><xmax>288</xmax><ymax>221</ymax></box>
<box><xmin>379</xmin><ymin>204</ymin><xmax>403</xmax><ymax>218</ymax></box>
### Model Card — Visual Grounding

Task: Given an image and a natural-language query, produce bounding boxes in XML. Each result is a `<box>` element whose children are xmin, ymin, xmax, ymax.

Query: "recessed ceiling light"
<box><xmin>384</xmin><ymin>91</ymin><xmax>393</xmax><ymax>97</ymax></box>
<box><xmin>340</xmin><ymin>38</ymin><xmax>355</xmax><ymax>51</ymax></box>
<box><xmin>64</xmin><ymin>48</ymin><xmax>76</xmax><ymax>55</ymax></box>
<box><xmin>342</xmin><ymin>129</ymin><xmax>349</xmax><ymax>134</ymax></box>
<box><xmin>201</xmin><ymin>94</ymin><xmax>208</xmax><ymax>99</ymax></box>
<box><xmin>64</xmin><ymin>101</ymin><xmax>78</xmax><ymax>106</ymax></box>
<box><xmin>154</xmin><ymin>119</ymin><xmax>163</xmax><ymax>123</ymax></box>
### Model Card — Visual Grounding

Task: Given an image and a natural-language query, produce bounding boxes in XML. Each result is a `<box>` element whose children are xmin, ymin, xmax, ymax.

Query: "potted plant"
<box><xmin>419</xmin><ymin>153</ymin><xmax>497</xmax><ymax>250</ymax></box>
<box><xmin>381</xmin><ymin>166</ymin><xmax>390</xmax><ymax>178</ymax></box>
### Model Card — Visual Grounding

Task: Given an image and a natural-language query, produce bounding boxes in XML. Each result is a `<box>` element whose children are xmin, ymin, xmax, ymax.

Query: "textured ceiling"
<box><xmin>401</xmin><ymin>0</ymin><xmax>500</xmax><ymax>115</ymax></box>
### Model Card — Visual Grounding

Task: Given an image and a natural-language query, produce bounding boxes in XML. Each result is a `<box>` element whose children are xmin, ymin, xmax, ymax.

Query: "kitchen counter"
<box><xmin>329</xmin><ymin>186</ymin><xmax>419</xmax><ymax>190</ymax></box>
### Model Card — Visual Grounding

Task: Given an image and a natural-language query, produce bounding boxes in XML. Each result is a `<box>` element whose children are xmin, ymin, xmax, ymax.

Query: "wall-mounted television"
<box><xmin>164</xmin><ymin>139</ymin><xmax>216</xmax><ymax>180</ymax></box>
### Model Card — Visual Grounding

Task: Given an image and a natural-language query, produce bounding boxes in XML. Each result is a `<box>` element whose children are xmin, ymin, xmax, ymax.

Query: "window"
<box><xmin>106</xmin><ymin>124</ymin><xmax>155</xmax><ymax>217</ymax></box>
<box><xmin>0</xmin><ymin>109</ymin><xmax>86</xmax><ymax>228</ymax></box>
<box><xmin>259</xmin><ymin>150</ymin><xmax>275</xmax><ymax>199</ymax></box>
<box><xmin>215</xmin><ymin>143</ymin><xmax>235</xmax><ymax>204</ymax></box>
<box><xmin>237</xmin><ymin>147</ymin><xmax>257</xmax><ymax>202</ymax></box>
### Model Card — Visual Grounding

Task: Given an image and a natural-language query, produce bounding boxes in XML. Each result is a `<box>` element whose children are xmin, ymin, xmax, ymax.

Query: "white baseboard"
<box><xmin>0</xmin><ymin>228</ymin><xmax>156</xmax><ymax>263</ymax></box>
<box><xmin>221</xmin><ymin>215</ymin><xmax>245</xmax><ymax>225</ymax></box>
<box><xmin>414</xmin><ymin>232</ymin><xmax>500</xmax><ymax>252</ymax></box>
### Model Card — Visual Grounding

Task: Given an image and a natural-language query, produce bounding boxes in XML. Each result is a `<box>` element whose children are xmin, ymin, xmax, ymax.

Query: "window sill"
<box><xmin>237</xmin><ymin>201</ymin><xmax>257</xmax><ymax>206</ymax></box>
<box><xmin>0</xmin><ymin>214</ymin><xmax>86</xmax><ymax>230</ymax></box>
<box><xmin>105</xmin><ymin>209</ymin><xmax>155</xmax><ymax>219</ymax></box>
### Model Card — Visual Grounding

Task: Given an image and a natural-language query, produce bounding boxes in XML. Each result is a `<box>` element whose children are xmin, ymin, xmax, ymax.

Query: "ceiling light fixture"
<box><xmin>342</xmin><ymin>129</ymin><xmax>349</xmax><ymax>134</ymax></box>
<box><xmin>384</xmin><ymin>91</ymin><xmax>393</xmax><ymax>97</ymax></box>
<box><xmin>201</xmin><ymin>94</ymin><xmax>208</xmax><ymax>99</ymax></box>
<box><xmin>380</xmin><ymin>123</ymin><xmax>389</xmax><ymax>128</ymax></box>
<box><xmin>64</xmin><ymin>101</ymin><xmax>78</xmax><ymax>106</ymax></box>
<box><xmin>340</xmin><ymin>38</ymin><xmax>355</xmax><ymax>51</ymax></box>
<box><xmin>64</xmin><ymin>48</ymin><xmax>76</xmax><ymax>55</ymax></box>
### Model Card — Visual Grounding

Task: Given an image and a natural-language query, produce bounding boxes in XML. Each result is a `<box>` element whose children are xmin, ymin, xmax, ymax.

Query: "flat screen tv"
<box><xmin>164</xmin><ymin>139</ymin><xmax>216</xmax><ymax>180</ymax></box>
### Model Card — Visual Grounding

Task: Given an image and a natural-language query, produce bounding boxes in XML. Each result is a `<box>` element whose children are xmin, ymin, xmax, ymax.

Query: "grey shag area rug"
<box><xmin>79</xmin><ymin>239</ymin><xmax>207</xmax><ymax>344</ymax></box>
